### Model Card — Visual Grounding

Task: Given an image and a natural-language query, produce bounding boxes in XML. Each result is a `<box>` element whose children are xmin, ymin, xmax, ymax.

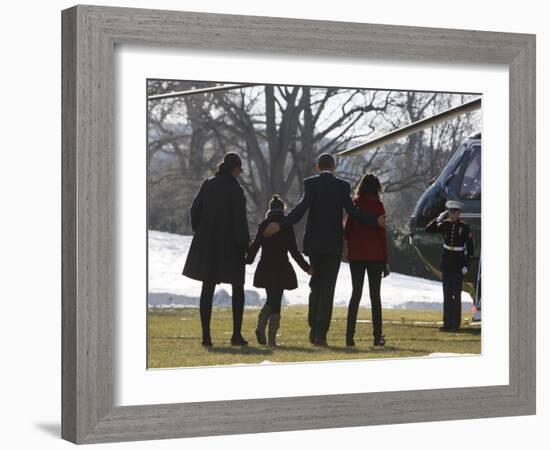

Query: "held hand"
<box><xmin>263</xmin><ymin>222</ymin><xmax>281</xmax><ymax>238</ymax></box>
<box><xmin>377</xmin><ymin>215</ymin><xmax>386</xmax><ymax>228</ymax></box>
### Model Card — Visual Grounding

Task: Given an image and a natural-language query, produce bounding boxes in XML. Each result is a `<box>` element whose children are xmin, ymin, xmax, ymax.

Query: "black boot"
<box><xmin>309</xmin><ymin>327</ymin><xmax>316</xmax><ymax>345</ymax></box>
<box><xmin>231</xmin><ymin>284</ymin><xmax>247</xmax><ymax>346</ymax></box>
<box><xmin>346</xmin><ymin>321</ymin><xmax>356</xmax><ymax>347</ymax></box>
<box><xmin>202</xmin><ymin>331</ymin><xmax>213</xmax><ymax>347</ymax></box>
<box><xmin>200</xmin><ymin>313</ymin><xmax>212</xmax><ymax>347</ymax></box>
<box><xmin>199</xmin><ymin>282</ymin><xmax>215</xmax><ymax>348</ymax></box>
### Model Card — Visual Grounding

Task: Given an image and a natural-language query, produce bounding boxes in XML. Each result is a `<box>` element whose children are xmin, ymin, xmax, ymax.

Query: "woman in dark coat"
<box><xmin>246</xmin><ymin>195</ymin><xmax>311</xmax><ymax>347</ymax></box>
<box><xmin>182</xmin><ymin>152</ymin><xmax>250</xmax><ymax>347</ymax></box>
<box><xmin>343</xmin><ymin>173</ymin><xmax>390</xmax><ymax>347</ymax></box>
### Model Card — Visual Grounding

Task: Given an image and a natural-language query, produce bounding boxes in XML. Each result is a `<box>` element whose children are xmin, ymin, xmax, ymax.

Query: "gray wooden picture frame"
<box><xmin>61</xmin><ymin>4</ymin><xmax>536</xmax><ymax>444</ymax></box>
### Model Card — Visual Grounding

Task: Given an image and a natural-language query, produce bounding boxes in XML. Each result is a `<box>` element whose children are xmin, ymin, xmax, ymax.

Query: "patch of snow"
<box><xmin>148</xmin><ymin>231</ymin><xmax>473</xmax><ymax>310</ymax></box>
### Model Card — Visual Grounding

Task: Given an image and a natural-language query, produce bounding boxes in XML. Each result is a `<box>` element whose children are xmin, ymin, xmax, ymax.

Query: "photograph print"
<box><xmin>146</xmin><ymin>79</ymin><xmax>482</xmax><ymax>369</ymax></box>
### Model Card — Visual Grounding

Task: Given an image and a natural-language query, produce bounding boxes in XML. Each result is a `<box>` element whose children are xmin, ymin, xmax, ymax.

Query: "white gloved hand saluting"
<box><xmin>436</xmin><ymin>210</ymin><xmax>449</xmax><ymax>223</ymax></box>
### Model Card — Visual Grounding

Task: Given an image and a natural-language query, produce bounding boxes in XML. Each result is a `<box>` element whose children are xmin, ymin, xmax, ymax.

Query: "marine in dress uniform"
<box><xmin>425</xmin><ymin>200</ymin><xmax>474</xmax><ymax>331</ymax></box>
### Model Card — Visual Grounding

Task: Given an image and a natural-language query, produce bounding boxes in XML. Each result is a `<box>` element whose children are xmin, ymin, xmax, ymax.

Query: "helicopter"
<box><xmin>337</xmin><ymin>98</ymin><xmax>482</xmax><ymax>320</ymax></box>
<box><xmin>148</xmin><ymin>85</ymin><xmax>482</xmax><ymax>320</ymax></box>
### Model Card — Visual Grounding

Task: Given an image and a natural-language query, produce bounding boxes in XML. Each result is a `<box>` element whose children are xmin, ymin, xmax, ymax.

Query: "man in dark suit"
<box><xmin>264</xmin><ymin>154</ymin><xmax>385</xmax><ymax>346</ymax></box>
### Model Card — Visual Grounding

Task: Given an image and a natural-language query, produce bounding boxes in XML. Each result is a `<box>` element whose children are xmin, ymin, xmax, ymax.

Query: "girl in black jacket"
<box><xmin>246</xmin><ymin>196</ymin><xmax>310</xmax><ymax>347</ymax></box>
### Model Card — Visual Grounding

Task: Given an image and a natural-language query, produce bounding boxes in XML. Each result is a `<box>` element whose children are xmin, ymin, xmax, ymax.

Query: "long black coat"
<box><xmin>281</xmin><ymin>172</ymin><xmax>379</xmax><ymax>257</ymax></box>
<box><xmin>246</xmin><ymin>211</ymin><xmax>310</xmax><ymax>290</ymax></box>
<box><xmin>182</xmin><ymin>173</ymin><xmax>250</xmax><ymax>284</ymax></box>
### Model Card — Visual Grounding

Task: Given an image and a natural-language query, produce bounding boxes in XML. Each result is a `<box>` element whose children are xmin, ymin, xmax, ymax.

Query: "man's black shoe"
<box><xmin>314</xmin><ymin>337</ymin><xmax>328</xmax><ymax>348</ymax></box>
<box><xmin>230</xmin><ymin>335</ymin><xmax>249</xmax><ymax>346</ymax></box>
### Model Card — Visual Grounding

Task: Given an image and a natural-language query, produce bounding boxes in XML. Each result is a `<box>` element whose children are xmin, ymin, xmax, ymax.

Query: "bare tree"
<box><xmin>147</xmin><ymin>81</ymin><xmax>480</xmax><ymax>236</ymax></box>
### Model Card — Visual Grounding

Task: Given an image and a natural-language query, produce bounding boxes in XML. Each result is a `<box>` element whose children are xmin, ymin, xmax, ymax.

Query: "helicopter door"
<box><xmin>459</xmin><ymin>145</ymin><xmax>481</xmax><ymax>200</ymax></box>
<box><xmin>456</xmin><ymin>144</ymin><xmax>482</xmax><ymax>315</ymax></box>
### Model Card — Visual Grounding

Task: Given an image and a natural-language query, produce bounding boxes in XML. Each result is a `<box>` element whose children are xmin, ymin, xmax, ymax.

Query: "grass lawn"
<box><xmin>147</xmin><ymin>306</ymin><xmax>480</xmax><ymax>368</ymax></box>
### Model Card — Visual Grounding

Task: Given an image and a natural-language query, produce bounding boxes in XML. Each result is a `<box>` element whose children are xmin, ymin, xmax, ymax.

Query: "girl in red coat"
<box><xmin>344</xmin><ymin>173</ymin><xmax>389</xmax><ymax>347</ymax></box>
<box><xmin>246</xmin><ymin>196</ymin><xmax>311</xmax><ymax>347</ymax></box>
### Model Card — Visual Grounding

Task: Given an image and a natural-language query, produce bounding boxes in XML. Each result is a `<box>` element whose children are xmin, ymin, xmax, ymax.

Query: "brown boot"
<box><xmin>255</xmin><ymin>303</ymin><xmax>271</xmax><ymax>345</ymax></box>
<box><xmin>268</xmin><ymin>314</ymin><xmax>281</xmax><ymax>347</ymax></box>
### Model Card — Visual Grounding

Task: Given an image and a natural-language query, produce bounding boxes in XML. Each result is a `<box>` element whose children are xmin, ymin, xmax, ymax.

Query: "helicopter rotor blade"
<box><xmin>148</xmin><ymin>83</ymin><xmax>256</xmax><ymax>101</ymax></box>
<box><xmin>338</xmin><ymin>97</ymin><xmax>481</xmax><ymax>157</ymax></box>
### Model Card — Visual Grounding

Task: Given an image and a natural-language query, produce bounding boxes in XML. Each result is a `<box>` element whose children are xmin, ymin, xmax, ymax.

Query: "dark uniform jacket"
<box><xmin>425</xmin><ymin>218</ymin><xmax>474</xmax><ymax>272</ymax></box>
<box><xmin>246</xmin><ymin>210</ymin><xmax>310</xmax><ymax>290</ymax></box>
<box><xmin>281</xmin><ymin>172</ymin><xmax>379</xmax><ymax>257</ymax></box>
<box><xmin>182</xmin><ymin>173</ymin><xmax>250</xmax><ymax>284</ymax></box>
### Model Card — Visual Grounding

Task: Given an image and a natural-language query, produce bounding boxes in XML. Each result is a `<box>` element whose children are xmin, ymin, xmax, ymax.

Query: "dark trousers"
<box><xmin>346</xmin><ymin>261</ymin><xmax>383</xmax><ymax>339</ymax></box>
<box><xmin>308</xmin><ymin>253</ymin><xmax>341</xmax><ymax>339</ymax></box>
<box><xmin>262</xmin><ymin>287</ymin><xmax>283</xmax><ymax>315</ymax></box>
<box><xmin>199</xmin><ymin>281</ymin><xmax>245</xmax><ymax>339</ymax></box>
<box><xmin>442</xmin><ymin>270</ymin><xmax>463</xmax><ymax>330</ymax></box>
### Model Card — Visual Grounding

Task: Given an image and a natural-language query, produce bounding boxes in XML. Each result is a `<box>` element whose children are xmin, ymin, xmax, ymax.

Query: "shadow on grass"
<box><xmin>452</xmin><ymin>328</ymin><xmax>481</xmax><ymax>335</ymax></box>
<box><xmin>205</xmin><ymin>344</ymin><xmax>349</xmax><ymax>355</ymax></box>
<box><xmin>405</xmin><ymin>337</ymin><xmax>481</xmax><ymax>344</ymax></box>
<box><xmin>409</xmin><ymin>325</ymin><xmax>481</xmax><ymax>335</ymax></box>
<box><xmin>206</xmin><ymin>346</ymin><xmax>273</xmax><ymax>356</ymax></box>
<box><xmin>333</xmin><ymin>345</ymin><xmax>429</xmax><ymax>355</ymax></box>
<box><xmin>278</xmin><ymin>344</ymin><xmax>429</xmax><ymax>355</ymax></box>
<box><xmin>149</xmin><ymin>336</ymin><xmax>196</xmax><ymax>340</ymax></box>
<box><xmin>267</xmin><ymin>345</ymin><xmax>318</xmax><ymax>353</ymax></box>
<box><xmin>198</xmin><ymin>343</ymin><xmax>427</xmax><ymax>356</ymax></box>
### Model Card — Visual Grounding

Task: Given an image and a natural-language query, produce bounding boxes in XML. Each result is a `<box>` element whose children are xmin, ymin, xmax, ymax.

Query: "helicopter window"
<box><xmin>459</xmin><ymin>145</ymin><xmax>481</xmax><ymax>199</ymax></box>
<box><xmin>439</xmin><ymin>143</ymin><xmax>467</xmax><ymax>195</ymax></box>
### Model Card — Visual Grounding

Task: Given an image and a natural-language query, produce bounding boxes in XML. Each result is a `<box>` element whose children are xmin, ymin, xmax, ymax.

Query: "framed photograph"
<box><xmin>62</xmin><ymin>4</ymin><xmax>536</xmax><ymax>444</ymax></box>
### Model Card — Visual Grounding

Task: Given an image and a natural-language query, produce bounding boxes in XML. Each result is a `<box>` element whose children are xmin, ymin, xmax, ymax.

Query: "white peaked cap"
<box><xmin>445</xmin><ymin>200</ymin><xmax>464</xmax><ymax>210</ymax></box>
